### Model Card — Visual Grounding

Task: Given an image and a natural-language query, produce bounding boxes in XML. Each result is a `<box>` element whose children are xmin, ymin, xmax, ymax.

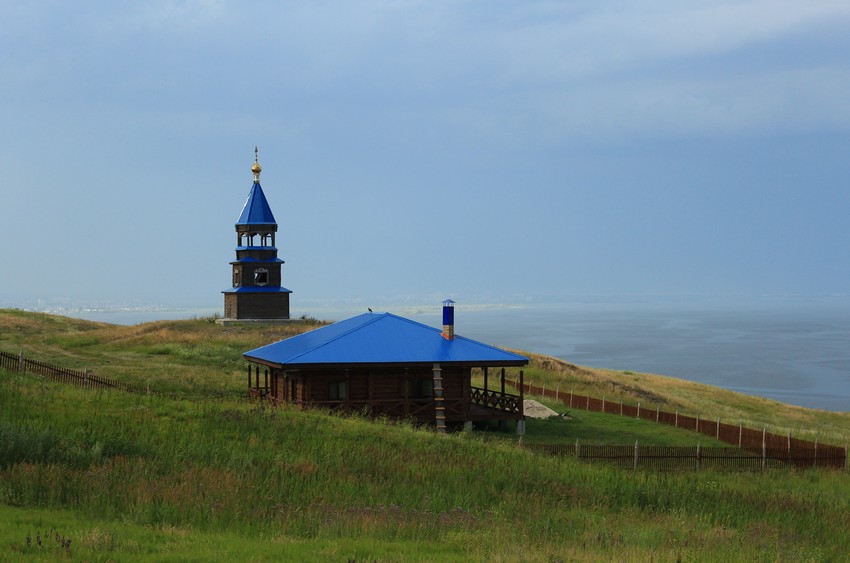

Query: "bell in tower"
<box><xmin>220</xmin><ymin>148</ymin><xmax>292</xmax><ymax>322</ymax></box>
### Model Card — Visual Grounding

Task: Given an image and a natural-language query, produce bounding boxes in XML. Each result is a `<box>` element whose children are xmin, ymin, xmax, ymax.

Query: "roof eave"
<box><xmin>242</xmin><ymin>357</ymin><xmax>528</xmax><ymax>370</ymax></box>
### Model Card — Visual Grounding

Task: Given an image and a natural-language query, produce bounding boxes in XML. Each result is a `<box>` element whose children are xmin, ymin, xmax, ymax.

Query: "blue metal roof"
<box><xmin>243</xmin><ymin>312</ymin><xmax>529</xmax><ymax>367</ymax></box>
<box><xmin>237</xmin><ymin>182</ymin><xmax>277</xmax><ymax>225</ymax></box>
<box><xmin>223</xmin><ymin>286</ymin><xmax>292</xmax><ymax>294</ymax></box>
<box><xmin>231</xmin><ymin>257</ymin><xmax>285</xmax><ymax>264</ymax></box>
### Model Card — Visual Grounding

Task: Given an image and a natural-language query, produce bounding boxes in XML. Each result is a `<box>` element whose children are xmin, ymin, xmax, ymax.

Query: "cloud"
<box><xmin>132</xmin><ymin>0</ymin><xmax>228</xmax><ymax>31</ymax></box>
<box><xmin>477</xmin><ymin>1</ymin><xmax>850</xmax><ymax>82</ymax></box>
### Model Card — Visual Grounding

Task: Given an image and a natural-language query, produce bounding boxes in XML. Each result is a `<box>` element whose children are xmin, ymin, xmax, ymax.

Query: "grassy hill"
<box><xmin>2</xmin><ymin>309</ymin><xmax>849</xmax><ymax>561</ymax></box>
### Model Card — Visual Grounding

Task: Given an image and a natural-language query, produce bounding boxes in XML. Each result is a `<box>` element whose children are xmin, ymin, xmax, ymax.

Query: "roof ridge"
<box><xmin>281</xmin><ymin>312</ymin><xmax>388</xmax><ymax>364</ymax></box>
<box><xmin>384</xmin><ymin>312</ymin><xmax>525</xmax><ymax>359</ymax></box>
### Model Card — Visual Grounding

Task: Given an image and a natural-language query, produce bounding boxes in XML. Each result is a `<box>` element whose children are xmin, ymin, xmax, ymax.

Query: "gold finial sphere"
<box><xmin>252</xmin><ymin>145</ymin><xmax>262</xmax><ymax>174</ymax></box>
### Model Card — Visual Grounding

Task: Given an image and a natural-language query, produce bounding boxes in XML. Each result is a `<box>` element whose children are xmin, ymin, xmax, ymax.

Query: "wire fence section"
<box><xmin>510</xmin><ymin>380</ymin><xmax>847</xmax><ymax>470</ymax></box>
<box><xmin>524</xmin><ymin>442</ymin><xmax>840</xmax><ymax>471</ymax></box>
<box><xmin>1</xmin><ymin>350</ymin><xmax>140</xmax><ymax>393</ymax></box>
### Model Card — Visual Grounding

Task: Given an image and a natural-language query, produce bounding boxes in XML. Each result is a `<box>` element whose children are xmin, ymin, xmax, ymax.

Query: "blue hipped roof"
<box><xmin>230</xmin><ymin>257</ymin><xmax>285</xmax><ymax>264</ymax></box>
<box><xmin>237</xmin><ymin>182</ymin><xmax>277</xmax><ymax>225</ymax></box>
<box><xmin>223</xmin><ymin>286</ymin><xmax>292</xmax><ymax>294</ymax></box>
<box><xmin>243</xmin><ymin>312</ymin><xmax>529</xmax><ymax>367</ymax></box>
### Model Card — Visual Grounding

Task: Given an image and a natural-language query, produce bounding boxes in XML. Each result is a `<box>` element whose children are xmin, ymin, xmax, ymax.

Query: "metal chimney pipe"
<box><xmin>441</xmin><ymin>299</ymin><xmax>455</xmax><ymax>340</ymax></box>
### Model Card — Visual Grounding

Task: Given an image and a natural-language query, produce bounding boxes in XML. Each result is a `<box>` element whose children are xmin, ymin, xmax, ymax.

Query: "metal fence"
<box><xmin>511</xmin><ymin>380</ymin><xmax>847</xmax><ymax>470</ymax></box>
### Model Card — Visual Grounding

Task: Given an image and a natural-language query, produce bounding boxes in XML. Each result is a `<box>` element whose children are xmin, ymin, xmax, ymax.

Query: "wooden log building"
<box><xmin>244</xmin><ymin>301</ymin><xmax>529</xmax><ymax>433</ymax></box>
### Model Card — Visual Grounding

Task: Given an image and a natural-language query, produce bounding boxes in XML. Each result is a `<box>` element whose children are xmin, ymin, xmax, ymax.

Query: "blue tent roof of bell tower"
<box><xmin>237</xmin><ymin>182</ymin><xmax>277</xmax><ymax>225</ymax></box>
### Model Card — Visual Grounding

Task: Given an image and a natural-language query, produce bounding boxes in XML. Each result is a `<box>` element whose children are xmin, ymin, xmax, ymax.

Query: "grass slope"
<box><xmin>2</xmin><ymin>309</ymin><xmax>850</xmax><ymax>560</ymax></box>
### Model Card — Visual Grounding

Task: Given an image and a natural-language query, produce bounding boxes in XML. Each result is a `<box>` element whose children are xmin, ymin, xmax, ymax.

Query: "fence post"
<box><xmin>696</xmin><ymin>414</ymin><xmax>700</xmax><ymax>433</ymax></box>
<box><xmin>656</xmin><ymin>406</ymin><xmax>660</xmax><ymax>423</ymax></box>
<box><xmin>634</xmin><ymin>440</ymin><xmax>639</xmax><ymax>471</ymax></box>
<box><xmin>556</xmin><ymin>384</ymin><xmax>559</xmax><ymax>402</ymax></box>
<box><xmin>675</xmin><ymin>409</ymin><xmax>679</xmax><ymax>428</ymax></box>
<box><xmin>739</xmin><ymin>423</ymin><xmax>743</xmax><ymax>448</ymax></box>
<box><xmin>570</xmin><ymin>389</ymin><xmax>574</xmax><ymax>408</ymax></box>
<box><xmin>696</xmin><ymin>442</ymin><xmax>701</xmax><ymax>471</ymax></box>
<box><xmin>602</xmin><ymin>396</ymin><xmax>606</xmax><ymax>413</ymax></box>
<box><xmin>788</xmin><ymin>432</ymin><xmax>792</xmax><ymax>465</ymax></box>
<box><xmin>575</xmin><ymin>438</ymin><xmax>580</xmax><ymax>459</ymax></box>
<box><xmin>637</xmin><ymin>402</ymin><xmax>641</xmax><ymax>419</ymax></box>
<box><xmin>717</xmin><ymin>417</ymin><xmax>721</xmax><ymax>440</ymax></box>
<box><xmin>762</xmin><ymin>428</ymin><xmax>767</xmax><ymax>471</ymax></box>
<box><xmin>18</xmin><ymin>349</ymin><xmax>24</xmax><ymax>373</ymax></box>
<box><xmin>542</xmin><ymin>383</ymin><xmax>545</xmax><ymax>396</ymax></box>
<box><xmin>620</xmin><ymin>401</ymin><xmax>623</xmax><ymax>416</ymax></box>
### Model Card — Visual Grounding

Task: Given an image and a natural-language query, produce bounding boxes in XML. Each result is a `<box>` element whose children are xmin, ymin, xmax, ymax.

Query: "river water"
<box><xmin>412</xmin><ymin>300</ymin><xmax>850</xmax><ymax>413</ymax></box>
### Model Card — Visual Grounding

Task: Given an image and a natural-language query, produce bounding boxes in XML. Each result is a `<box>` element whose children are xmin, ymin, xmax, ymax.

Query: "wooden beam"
<box><xmin>433</xmin><ymin>363</ymin><xmax>446</xmax><ymax>433</ymax></box>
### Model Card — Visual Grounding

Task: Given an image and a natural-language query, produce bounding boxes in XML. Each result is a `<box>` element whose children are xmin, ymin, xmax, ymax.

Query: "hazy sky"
<box><xmin>2</xmin><ymin>1</ymin><xmax>849</xmax><ymax>311</ymax></box>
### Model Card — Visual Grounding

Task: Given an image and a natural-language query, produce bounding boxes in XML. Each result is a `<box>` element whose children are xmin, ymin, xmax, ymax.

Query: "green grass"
<box><xmin>1</xmin><ymin>504</ymin><xmax>471</xmax><ymax>562</ymax></box>
<box><xmin>0</xmin><ymin>310</ymin><xmax>326</xmax><ymax>396</ymax></box>
<box><xmin>519</xmin><ymin>409</ymin><xmax>729</xmax><ymax>446</ymax></box>
<box><xmin>2</xmin><ymin>371</ymin><xmax>850</xmax><ymax>561</ymax></box>
<box><xmin>2</xmin><ymin>309</ymin><xmax>850</xmax><ymax>560</ymax></box>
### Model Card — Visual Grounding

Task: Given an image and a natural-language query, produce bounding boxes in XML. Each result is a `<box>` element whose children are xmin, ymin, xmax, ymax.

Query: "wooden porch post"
<box><xmin>516</xmin><ymin>369</ymin><xmax>526</xmax><ymax>435</ymax></box>
<box><xmin>500</xmin><ymin>367</ymin><xmax>505</xmax><ymax>395</ymax></box>
<box><xmin>484</xmin><ymin>367</ymin><xmax>488</xmax><ymax>391</ymax></box>
<box><xmin>519</xmin><ymin>368</ymin><xmax>524</xmax><ymax>402</ymax></box>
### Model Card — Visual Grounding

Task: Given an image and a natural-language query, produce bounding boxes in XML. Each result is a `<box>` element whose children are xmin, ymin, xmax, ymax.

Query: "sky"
<box><xmin>2</xmin><ymin>0</ymin><xmax>850</xmax><ymax>312</ymax></box>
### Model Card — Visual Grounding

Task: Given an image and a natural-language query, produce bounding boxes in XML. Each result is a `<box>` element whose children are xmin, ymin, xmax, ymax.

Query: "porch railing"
<box><xmin>470</xmin><ymin>386</ymin><xmax>522</xmax><ymax>413</ymax></box>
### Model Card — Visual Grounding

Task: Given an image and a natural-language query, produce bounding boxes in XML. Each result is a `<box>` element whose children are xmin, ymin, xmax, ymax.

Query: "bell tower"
<box><xmin>221</xmin><ymin>148</ymin><xmax>292</xmax><ymax>322</ymax></box>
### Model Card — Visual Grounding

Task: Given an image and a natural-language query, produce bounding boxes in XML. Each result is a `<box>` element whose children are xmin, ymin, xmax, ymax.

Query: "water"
<box><xmin>57</xmin><ymin>299</ymin><xmax>850</xmax><ymax>412</ymax></box>
<box><xmin>410</xmin><ymin>301</ymin><xmax>850</xmax><ymax>413</ymax></box>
